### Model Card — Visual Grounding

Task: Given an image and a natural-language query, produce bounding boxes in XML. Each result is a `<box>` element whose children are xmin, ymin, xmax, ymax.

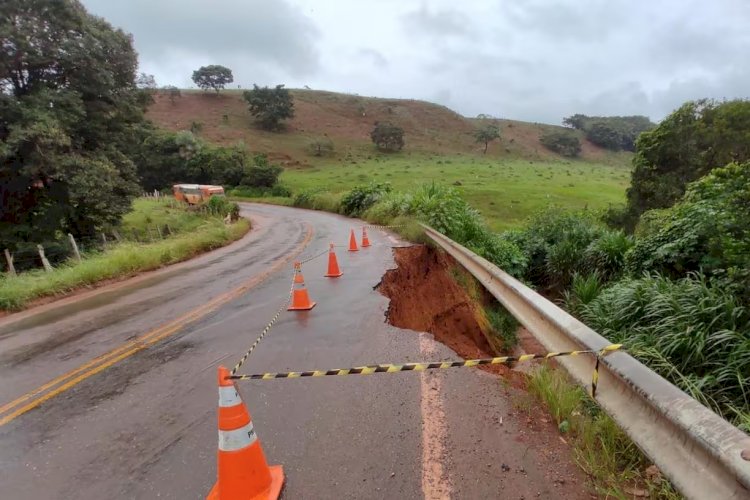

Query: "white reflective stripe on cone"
<box><xmin>218</xmin><ymin>421</ymin><xmax>258</xmax><ymax>451</ymax></box>
<box><xmin>218</xmin><ymin>386</ymin><xmax>242</xmax><ymax>407</ymax></box>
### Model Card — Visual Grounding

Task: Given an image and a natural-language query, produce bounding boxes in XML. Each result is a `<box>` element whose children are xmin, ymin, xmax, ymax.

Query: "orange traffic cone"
<box><xmin>324</xmin><ymin>243</ymin><xmax>343</xmax><ymax>278</ymax></box>
<box><xmin>207</xmin><ymin>366</ymin><xmax>284</xmax><ymax>500</ymax></box>
<box><xmin>361</xmin><ymin>227</ymin><xmax>371</xmax><ymax>248</ymax></box>
<box><xmin>288</xmin><ymin>263</ymin><xmax>316</xmax><ymax>311</ymax></box>
<box><xmin>348</xmin><ymin>229</ymin><xmax>359</xmax><ymax>252</ymax></box>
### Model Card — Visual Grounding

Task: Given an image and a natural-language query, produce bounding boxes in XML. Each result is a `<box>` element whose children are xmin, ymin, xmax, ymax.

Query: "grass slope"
<box><xmin>0</xmin><ymin>199</ymin><xmax>250</xmax><ymax>311</ymax></box>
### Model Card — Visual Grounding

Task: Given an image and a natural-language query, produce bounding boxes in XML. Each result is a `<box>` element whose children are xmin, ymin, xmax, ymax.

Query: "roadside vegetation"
<box><xmin>0</xmin><ymin>198</ymin><xmax>248</xmax><ymax>311</ymax></box>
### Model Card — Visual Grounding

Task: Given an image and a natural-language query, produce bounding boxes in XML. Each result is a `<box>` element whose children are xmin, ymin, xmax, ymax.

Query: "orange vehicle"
<box><xmin>173</xmin><ymin>184</ymin><xmax>225</xmax><ymax>205</ymax></box>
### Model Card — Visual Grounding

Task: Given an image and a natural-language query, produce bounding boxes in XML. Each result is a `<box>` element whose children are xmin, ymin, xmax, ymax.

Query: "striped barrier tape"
<box><xmin>230</xmin><ymin>270</ymin><xmax>297</xmax><ymax>375</ymax></box>
<box><xmin>362</xmin><ymin>223</ymin><xmax>407</xmax><ymax>230</ymax></box>
<box><xmin>229</xmin><ymin>344</ymin><xmax>623</xmax><ymax>397</ymax></box>
<box><xmin>299</xmin><ymin>248</ymin><xmax>331</xmax><ymax>264</ymax></box>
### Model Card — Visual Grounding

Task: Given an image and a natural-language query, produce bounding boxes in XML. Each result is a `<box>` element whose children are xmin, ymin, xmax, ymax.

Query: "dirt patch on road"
<box><xmin>378</xmin><ymin>245</ymin><xmax>513</xmax><ymax>377</ymax></box>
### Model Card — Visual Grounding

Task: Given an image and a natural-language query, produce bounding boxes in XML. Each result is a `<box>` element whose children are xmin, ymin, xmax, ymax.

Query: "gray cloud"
<box><xmin>84</xmin><ymin>0</ymin><xmax>319</xmax><ymax>86</ymax></box>
<box><xmin>81</xmin><ymin>0</ymin><xmax>750</xmax><ymax>124</ymax></box>
<box><xmin>402</xmin><ymin>5</ymin><xmax>472</xmax><ymax>37</ymax></box>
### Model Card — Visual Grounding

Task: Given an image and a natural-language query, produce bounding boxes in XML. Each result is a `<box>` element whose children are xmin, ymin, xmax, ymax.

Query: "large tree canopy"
<box><xmin>1</xmin><ymin>0</ymin><xmax>145</xmax><ymax>247</ymax></box>
<box><xmin>625</xmin><ymin>99</ymin><xmax>750</xmax><ymax>226</ymax></box>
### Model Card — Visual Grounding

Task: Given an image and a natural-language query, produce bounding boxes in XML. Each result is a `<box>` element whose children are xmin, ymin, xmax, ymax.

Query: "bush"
<box><xmin>365</xmin><ymin>184</ymin><xmax>527</xmax><ymax>276</ymax></box>
<box><xmin>370</xmin><ymin>122</ymin><xmax>404</xmax><ymax>152</ymax></box>
<box><xmin>292</xmin><ymin>190</ymin><xmax>342</xmax><ymax>212</ymax></box>
<box><xmin>501</xmin><ymin>209</ymin><xmax>604</xmax><ymax>290</ymax></box>
<box><xmin>241</xmin><ymin>155</ymin><xmax>283</xmax><ymax>188</ymax></box>
<box><xmin>340</xmin><ymin>182</ymin><xmax>392</xmax><ymax>216</ymax></box>
<box><xmin>540</xmin><ymin>130</ymin><xmax>581</xmax><ymax>157</ymax></box>
<box><xmin>307</xmin><ymin>137</ymin><xmax>334</xmax><ymax>157</ymax></box>
<box><xmin>626</xmin><ymin>162</ymin><xmax>750</xmax><ymax>281</ymax></box>
<box><xmin>207</xmin><ymin>196</ymin><xmax>240</xmax><ymax>220</ymax></box>
<box><xmin>579</xmin><ymin>272</ymin><xmax>750</xmax><ymax>427</ymax></box>
<box><xmin>584</xmin><ymin>229</ymin><xmax>632</xmax><ymax>279</ymax></box>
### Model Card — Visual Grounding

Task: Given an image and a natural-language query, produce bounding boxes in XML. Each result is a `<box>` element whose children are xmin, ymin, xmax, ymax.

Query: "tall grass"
<box><xmin>526</xmin><ymin>365</ymin><xmax>680</xmax><ymax>499</ymax></box>
<box><xmin>0</xmin><ymin>219</ymin><xmax>250</xmax><ymax>311</ymax></box>
<box><xmin>579</xmin><ymin>272</ymin><xmax>750</xmax><ymax>428</ymax></box>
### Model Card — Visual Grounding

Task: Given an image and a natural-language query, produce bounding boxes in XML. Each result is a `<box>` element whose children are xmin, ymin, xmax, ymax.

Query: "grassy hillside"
<box><xmin>147</xmin><ymin>89</ymin><xmax>632</xmax><ymax>229</ymax></box>
<box><xmin>147</xmin><ymin>89</ymin><xmax>631</xmax><ymax>166</ymax></box>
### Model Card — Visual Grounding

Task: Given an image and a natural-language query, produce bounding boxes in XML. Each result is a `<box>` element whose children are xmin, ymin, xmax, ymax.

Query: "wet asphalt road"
<box><xmin>0</xmin><ymin>204</ymin><xmax>586</xmax><ymax>499</ymax></box>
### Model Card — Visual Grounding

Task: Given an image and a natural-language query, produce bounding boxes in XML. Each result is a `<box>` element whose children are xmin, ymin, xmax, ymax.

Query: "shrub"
<box><xmin>584</xmin><ymin>229</ymin><xmax>632</xmax><ymax>279</ymax></box>
<box><xmin>502</xmin><ymin>209</ymin><xmax>604</xmax><ymax>290</ymax></box>
<box><xmin>579</xmin><ymin>272</ymin><xmax>750</xmax><ymax>427</ymax></box>
<box><xmin>243</xmin><ymin>84</ymin><xmax>294</xmax><ymax>131</ymax></box>
<box><xmin>307</xmin><ymin>137</ymin><xmax>334</xmax><ymax>157</ymax></box>
<box><xmin>540</xmin><ymin>130</ymin><xmax>581</xmax><ymax>157</ymax></box>
<box><xmin>626</xmin><ymin>162</ymin><xmax>750</xmax><ymax>281</ymax></box>
<box><xmin>340</xmin><ymin>182</ymin><xmax>392</xmax><ymax>216</ymax></box>
<box><xmin>207</xmin><ymin>196</ymin><xmax>240</xmax><ymax>220</ymax></box>
<box><xmin>241</xmin><ymin>155</ymin><xmax>283</xmax><ymax>188</ymax></box>
<box><xmin>370</xmin><ymin>122</ymin><xmax>404</xmax><ymax>152</ymax></box>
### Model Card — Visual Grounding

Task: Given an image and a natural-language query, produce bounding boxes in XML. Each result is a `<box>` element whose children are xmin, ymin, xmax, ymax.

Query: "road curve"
<box><xmin>0</xmin><ymin>203</ymin><xmax>586</xmax><ymax>499</ymax></box>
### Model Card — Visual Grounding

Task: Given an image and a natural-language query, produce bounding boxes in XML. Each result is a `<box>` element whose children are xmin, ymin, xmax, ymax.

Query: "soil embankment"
<box><xmin>378</xmin><ymin>245</ymin><xmax>513</xmax><ymax>376</ymax></box>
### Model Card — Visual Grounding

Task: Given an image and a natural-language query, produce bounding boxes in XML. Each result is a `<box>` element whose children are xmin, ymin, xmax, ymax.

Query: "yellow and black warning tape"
<box><xmin>362</xmin><ymin>223</ymin><xmax>406</xmax><ymax>230</ymax></box>
<box><xmin>230</xmin><ymin>344</ymin><xmax>623</xmax><ymax>397</ymax></box>
<box><xmin>231</xmin><ymin>270</ymin><xmax>297</xmax><ymax>375</ymax></box>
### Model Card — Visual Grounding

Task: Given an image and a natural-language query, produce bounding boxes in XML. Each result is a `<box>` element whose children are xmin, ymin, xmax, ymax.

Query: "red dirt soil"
<box><xmin>146</xmin><ymin>89</ymin><xmax>620</xmax><ymax>164</ymax></box>
<box><xmin>378</xmin><ymin>246</ymin><xmax>512</xmax><ymax>377</ymax></box>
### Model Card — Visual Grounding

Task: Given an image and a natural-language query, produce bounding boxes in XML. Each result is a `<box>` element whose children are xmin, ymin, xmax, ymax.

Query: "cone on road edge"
<box><xmin>324</xmin><ymin>243</ymin><xmax>343</xmax><ymax>278</ymax></box>
<box><xmin>207</xmin><ymin>366</ymin><xmax>284</xmax><ymax>500</ymax></box>
<box><xmin>288</xmin><ymin>262</ymin><xmax>316</xmax><ymax>311</ymax></box>
<box><xmin>348</xmin><ymin>229</ymin><xmax>359</xmax><ymax>252</ymax></box>
<box><xmin>361</xmin><ymin>227</ymin><xmax>371</xmax><ymax>248</ymax></box>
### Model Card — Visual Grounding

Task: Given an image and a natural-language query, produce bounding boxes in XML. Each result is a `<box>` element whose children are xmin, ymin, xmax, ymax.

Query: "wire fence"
<box><xmin>2</xmin><ymin>196</ymin><xmax>233</xmax><ymax>276</ymax></box>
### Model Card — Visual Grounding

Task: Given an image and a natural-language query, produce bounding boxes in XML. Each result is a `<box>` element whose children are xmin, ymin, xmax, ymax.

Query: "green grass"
<box><xmin>281</xmin><ymin>154</ymin><xmax>630</xmax><ymax>231</ymax></box>
<box><xmin>525</xmin><ymin>365</ymin><xmax>680</xmax><ymax>499</ymax></box>
<box><xmin>121</xmin><ymin>198</ymin><xmax>216</xmax><ymax>240</ymax></box>
<box><xmin>0</xmin><ymin>201</ymin><xmax>250</xmax><ymax>311</ymax></box>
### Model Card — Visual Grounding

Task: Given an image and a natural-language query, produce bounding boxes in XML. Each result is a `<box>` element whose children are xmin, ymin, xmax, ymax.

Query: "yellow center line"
<box><xmin>0</xmin><ymin>224</ymin><xmax>313</xmax><ymax>426</ymax></box>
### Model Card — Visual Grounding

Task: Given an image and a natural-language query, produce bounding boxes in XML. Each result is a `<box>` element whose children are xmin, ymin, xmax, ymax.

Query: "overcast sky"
<box><xmin>82</xmin><ymin>0</ymin><xmax>750</xmax><ymax>124</ymax></box>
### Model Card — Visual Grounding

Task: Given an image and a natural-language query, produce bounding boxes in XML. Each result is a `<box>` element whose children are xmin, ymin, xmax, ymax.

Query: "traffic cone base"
<box><xmin>207</xmin><ymin>465</ymin><xmax>283</xmax><ymax>500</ymax></box>
<box><xmin>288</xmin><ymin>296</ymin><xmax>316</xmax><ymax>311</ymax></box>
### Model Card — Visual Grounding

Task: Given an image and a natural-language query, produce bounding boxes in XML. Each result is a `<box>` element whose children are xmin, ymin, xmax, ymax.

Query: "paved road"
<box><xmin>0</xmin><ymin>204</ymin><xmax>586</xmax><ymax>499</ymax></box>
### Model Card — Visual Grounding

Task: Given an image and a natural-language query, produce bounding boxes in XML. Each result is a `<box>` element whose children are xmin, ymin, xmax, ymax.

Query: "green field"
<box><xmin>281</xmin><ymin>155</ymin><xmax>631</xmax><ymax>231</ymax></box>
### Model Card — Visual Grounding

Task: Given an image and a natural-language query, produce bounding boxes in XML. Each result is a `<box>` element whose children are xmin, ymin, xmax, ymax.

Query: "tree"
<box><xmin>626</xmin><ymin>161</ymin><xmax>750</xmax><ymax>282</ymax></box>
<box><xmin>1</xmin><ymin>0</ymin><xmax>144</xmax><ymax>246</ymax></box>
<box><xmin>474</xmin><ymin>124</ymin><xmax>500</xmax><ymax>154</ymax></box>
<box><xmin>162</xmin><ymin>85</ymin><xmax>181</xmax><ymax>104</ymax></box>
<box><xmin>370</xmin><ymin>122</ymin><xmax>404</xmax><ymax>152</ymax></box>
<box><xmin>307</xmin><ymin>137</ymin><xmax>334</xmax><ymax>156</ymax></box>
<box><xmin>241</xmin><ymin>154</ymin><xmax>283</xmax><ymax>188</ymax></box>
<box><xmin>540</xmin><ymin>131</ymin><xmax>581</xmax><ymax>157</ymax></box>
<box><xmin>191</xmin><ymin>65</ymin><xmax>233</xmax><ymax>94</ymax></box>
<box><xmin>136</xmin><ymin>73</ymin><xmax>157</xmax><ymax>90</ymax></box>
<box><xmin>625</xmin><ymin>99</ymin><xmax>750</xmax><ymax>227</ymax></box>
<box><xmin>561</xmin><ymin>114</ymin><xmax>654</xmax><ymax>151</ymax></box>
<box><xmin>242</xmin><ymin>84</ymin><xmax>295</xmax><ymax>131</ymax></box>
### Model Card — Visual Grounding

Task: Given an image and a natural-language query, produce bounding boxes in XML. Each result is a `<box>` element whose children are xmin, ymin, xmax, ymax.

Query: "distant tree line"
<box><xmin>563</xmin><ymin>114</ymin><xmax>654</xmax><ymax>151</ymax></box>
